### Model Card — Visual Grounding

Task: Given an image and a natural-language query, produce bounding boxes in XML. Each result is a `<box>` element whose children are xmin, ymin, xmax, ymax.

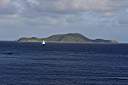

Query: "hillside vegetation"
<box><xmin>18</xmin><ymin>33</ymin><xmax>118</xmax><ymax>44</ymax></box>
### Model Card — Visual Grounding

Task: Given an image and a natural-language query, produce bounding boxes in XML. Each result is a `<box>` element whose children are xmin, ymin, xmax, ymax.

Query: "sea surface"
<box><xmin>0</xmin><ymin>41</ymin><xmax>128</xmax><ymax>85</ymax></box>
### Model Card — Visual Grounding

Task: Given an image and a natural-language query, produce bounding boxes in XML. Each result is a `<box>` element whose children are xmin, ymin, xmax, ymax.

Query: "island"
<box><xmin>17</xmin><ymin>33</ymin><xmax>118</xmax><ymax>44</ymax></box>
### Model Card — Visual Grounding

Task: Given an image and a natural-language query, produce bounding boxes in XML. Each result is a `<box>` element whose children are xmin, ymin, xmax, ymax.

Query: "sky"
<box><xmin>0</xmin><ymin>0</ymin><xmax>128</xmax><ymax>42</ymax></box>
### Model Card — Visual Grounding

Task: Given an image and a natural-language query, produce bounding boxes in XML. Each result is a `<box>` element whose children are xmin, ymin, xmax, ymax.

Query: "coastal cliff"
<box><xmin>17</xmin><ymin>33</ymin><xmax>118</xmax><ymax>44</ymax></box>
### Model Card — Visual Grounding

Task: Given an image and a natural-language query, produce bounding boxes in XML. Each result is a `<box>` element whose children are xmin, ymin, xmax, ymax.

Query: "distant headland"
<box><xmin>17</xmin><ymin>33</ymin><xmax>118</xmax><ymax>44</ymax></box>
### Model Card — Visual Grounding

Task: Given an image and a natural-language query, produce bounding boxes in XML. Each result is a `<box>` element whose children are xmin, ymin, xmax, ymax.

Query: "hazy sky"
<box><xmin>0</xmin><ymin>0</ymin><xmax>128</xmax><ymax>42</ymax></box>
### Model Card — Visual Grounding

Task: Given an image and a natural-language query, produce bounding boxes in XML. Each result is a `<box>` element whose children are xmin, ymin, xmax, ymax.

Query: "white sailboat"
<box><xmin>42</xmin><ymin>40</ymin><xmax>46</xmax><ymax>46</ymax></box>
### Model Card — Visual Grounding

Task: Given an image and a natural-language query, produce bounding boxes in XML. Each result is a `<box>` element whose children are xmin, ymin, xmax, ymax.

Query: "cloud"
<box><xmin>0</xmin><ymin>0</ymin><xmax>127</xmax><ymax>26</ymax></box>
<box><xmin>0</xmin><ymin>0</ymin><xmax>127</xmax><ymax>17</ymax></box>
<box><xmin>0</xmin><ymin>0</ymin><xmax>128</xmax><ymax>26</ymax></box>
<box><xmin>53</xmin><ymin>0</ymin><xmax>109</xmax><ymax>12</ymax></box>
<box><xmin>0</xmin><ymin>0</ymin><xmax>10</xmax><ymax>7</ymax></box>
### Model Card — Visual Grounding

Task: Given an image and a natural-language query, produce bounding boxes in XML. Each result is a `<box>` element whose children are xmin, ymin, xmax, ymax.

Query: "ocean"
<box><xmin>0</xmin><ymin>41</ymin><xmax>128</xmax><ymax>85</ymax></box>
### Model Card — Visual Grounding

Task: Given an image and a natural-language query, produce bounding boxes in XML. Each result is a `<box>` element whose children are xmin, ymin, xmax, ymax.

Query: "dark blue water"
<box><xmin>0</xmin><ymin>41</ymin><xmax>128</xmax><ymax>85</ymax></box>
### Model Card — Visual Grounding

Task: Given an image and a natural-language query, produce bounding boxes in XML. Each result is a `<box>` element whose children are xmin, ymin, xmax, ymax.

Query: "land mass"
<box><xmin>17</xmin><ymin>33</ymin><xmax>118</xmax><ymax>44</ymax></box>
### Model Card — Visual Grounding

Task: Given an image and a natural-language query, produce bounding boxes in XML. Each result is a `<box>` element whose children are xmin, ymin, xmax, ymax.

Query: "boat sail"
<box><xmin>42</xmin><ymin>40</ymin><xmax>46</xmax><ymax>45</ymax></box>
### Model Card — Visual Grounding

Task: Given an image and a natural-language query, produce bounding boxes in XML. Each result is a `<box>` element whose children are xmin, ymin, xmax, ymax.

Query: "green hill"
<box><xmin>17</xmin><ymin>33</ymin><xmax>118</xmax><ymax>44</ymax></box>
